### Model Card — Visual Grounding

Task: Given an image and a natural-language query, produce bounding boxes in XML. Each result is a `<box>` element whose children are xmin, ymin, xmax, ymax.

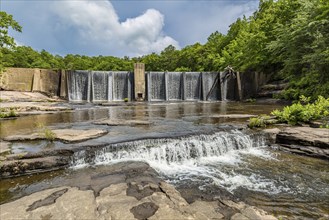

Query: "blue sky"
<box><xmin>2</xmin><ymin>0</ymin><xmax>259</xmax><ymax>57</ymax></box>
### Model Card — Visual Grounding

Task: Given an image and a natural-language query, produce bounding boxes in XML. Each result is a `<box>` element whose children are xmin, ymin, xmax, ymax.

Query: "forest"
<box><xmin>1</xmin><ymin>0</ymin><xmax>328</xmax><ymax>100</ymax></box>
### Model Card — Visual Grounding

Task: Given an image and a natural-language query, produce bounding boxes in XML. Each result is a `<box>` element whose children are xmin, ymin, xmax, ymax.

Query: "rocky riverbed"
<box><xmin>1</xmin><ymin>92</ymin><xmax>328</xmax><ymax>219</ymax></box>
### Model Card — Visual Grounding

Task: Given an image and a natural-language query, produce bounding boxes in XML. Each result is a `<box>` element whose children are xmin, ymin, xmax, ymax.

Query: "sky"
<box><xmin>2</xmin><ymin>0</ymin><xmax>259</xmax><ymax>57</ymax></box>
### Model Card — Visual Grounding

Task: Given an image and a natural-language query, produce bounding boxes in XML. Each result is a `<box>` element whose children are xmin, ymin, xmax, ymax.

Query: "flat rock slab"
<box><xmin>94</xmin><ymin>119</ymin><xmax>152</xmax><ymax>126</ymax></box>
<box><xmin>4</xmin><ymin>129</ymin><xmax>108</xmax><ymax>143</ymax></box>
<box><xmin>0</xmin><ymin>183</ymin><xmax>276</xmax><ymax>220</ymax></box>
<box><xmin>210</xmin><ymin>114</ymin><xmax>256</xmax><ymax>119</ymax></box>
<box><xmin>0</xmin><ymin>91</ymin><xmax>61</xmax><ymax>102</ymax></box>
<box><xmin>276</xmin><ymin>127</ymin><xmax>329</xmax><ymax>148</ymax></box>
<box><xmin>0</xmin><ymin>141</ymin><xmax>11</xmax><ymax>154</ymax></box>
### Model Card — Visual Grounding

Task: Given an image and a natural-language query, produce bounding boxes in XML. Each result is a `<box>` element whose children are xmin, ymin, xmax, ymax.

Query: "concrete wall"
<box><xmin>0</xmin><ymin>68</ymin><xmax>35</xmax><ymax>91</ymax></box>
<box><xmin>134</xmin><ymin>63</ymin><xmax>145</xmax><ymax>101</ymax></box>
<box><xmin>0</xmin><ymin>68</ymin><xmax>65</xmax><ymax>97</ymax></box>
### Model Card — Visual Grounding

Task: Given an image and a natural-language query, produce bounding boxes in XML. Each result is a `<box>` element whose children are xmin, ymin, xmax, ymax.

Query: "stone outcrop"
<box><xmin>275</xmin><ymin>127</ymin><xmax>329</xmax><ymax>159</ymax></box>
<box><xmin>0</xmin><ymin>161</ymin><xmax>277</xmax><ymax>220</ymax></box>
<box><xmin>4</xmin><ymin>129</ymin><xmax>108</xmax><ymax>143</ymax></box>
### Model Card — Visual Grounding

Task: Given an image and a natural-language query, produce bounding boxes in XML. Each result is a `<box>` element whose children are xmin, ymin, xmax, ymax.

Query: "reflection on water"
<box><xmin>0</xmin><ymin>102</ymin><xmax>284</xmax><ymax>138</ymax></box>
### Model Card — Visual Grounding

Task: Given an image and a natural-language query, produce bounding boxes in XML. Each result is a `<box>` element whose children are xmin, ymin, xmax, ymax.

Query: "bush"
<box><xmin>271</xmin><ymin>96</ymin><xmax>329</xmax><ymax>125</ymax></box>
<box><xmin>248</xmin><ymin>115</ymin><xmax>275</xmax><ymax>128</ymax></box>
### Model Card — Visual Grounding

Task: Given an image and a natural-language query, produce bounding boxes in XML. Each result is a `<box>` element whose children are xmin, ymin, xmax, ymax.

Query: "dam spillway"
<box><xmin>68</xmin><ymin>70</ymin><xmax>234</xmax><ymax>103</ymax></box>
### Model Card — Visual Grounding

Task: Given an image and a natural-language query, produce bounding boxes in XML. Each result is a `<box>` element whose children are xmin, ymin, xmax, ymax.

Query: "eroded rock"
<box><xmin>276</xmin><ymin>127</ymin><xmax>329</xmax><ymax>159</ymax></box>
<box><xmin>4</xmin><ymin>129</ymin><xmax>108</xmax><ymax>143</ymax></box>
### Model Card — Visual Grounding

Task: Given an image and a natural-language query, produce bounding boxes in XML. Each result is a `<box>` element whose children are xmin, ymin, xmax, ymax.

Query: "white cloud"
<box><xmin>52</xmin><ymin>0</ymin><xmax>179</xmax><ymax>56</ymax></box>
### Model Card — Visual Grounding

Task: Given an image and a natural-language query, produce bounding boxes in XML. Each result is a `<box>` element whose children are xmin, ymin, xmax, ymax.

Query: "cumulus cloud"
<box><xmin>52</xmin><ymin>0</ymin><xmax>179</xmax><ymax>56</ymax></box>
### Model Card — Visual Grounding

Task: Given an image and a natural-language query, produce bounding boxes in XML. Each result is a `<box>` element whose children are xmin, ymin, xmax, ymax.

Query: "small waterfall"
<box><xmin>167</xmin><ymin>72</ymin><xmax>183</xmax><ymax>100</ymax></box>
<box><xmin>68</xmin><ymin>70</ymin><xmax>90</xmax><ymax>102</ymax></box>
<box><xmin>185</xmin><ymin>72</ymin><xmax>202</xmax><ymax>100</ymax></box>
<box><xmin>202</xmin><ymin>72</ymin><xmax>220</xmax><ymax>101</ymax></box>
<box><xmin>91</xmin><ymin>71</ymin><xmax>108</xmax><ymax>102</ymax></box>
<box><xmin>220</xmin><ymin>72</ymin><xmax>228</xmax><ymax>101</ymax></box>
<box><xmin>70</xmin><ymin>130</ymin><xmax>266</xmax><ymax>168</ymax></box>
<box><xmin>148</xmin><ymin>72</ymin><xmax>166</xmax><ymax>101</ymax></box>
<box><xmin>112</xmin><ymin>72</ymin><xmax>130</xmax><ymax>101</ymax></box>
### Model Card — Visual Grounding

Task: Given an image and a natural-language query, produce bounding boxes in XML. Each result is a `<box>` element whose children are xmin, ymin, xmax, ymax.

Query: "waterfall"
<box><xmin>185</xmin><ymin>72</ymin><xmax>202</xmax><ymax>100</ymax></box>
<box><xmin>202</xmin><ymin>72</ymin><xmax>220</xmax><ymax>101</ymax></box>
<box><xmin>112</xmin><ymin>72</ymin><xmax>131</xmax><ymax>101</ymax></box>
<box><xmin>91</xmin><ymin>71</ymin><xmax>108</xmax><ymax>102</ymax></box>
<box><xmin>167</xmin><ymin>72</ymin><xmax>183</xmax><ymax>100</ymax></box>
<box><xmin>148</xmin><ymin>72</ymin><xmax>166</xmax><ymax>101</ymax></box>
<box><xmin>68</xmin><ymin>70</ymin><xmax>131</xmax><ymax>103</ymax></box>
<box><xmin>70</xmin><ymin>130</ymin><xmax>266</xmax><ymax>168</ymax></box>
<box><xmin>68</xmin><ymin>70</ymin><xmax>91</xmax><ymax>102</ymax></box>
<box><xmin>220</xmin><ymin>72</ymin><xmax>228</xmax><ymax>101</ymax></box>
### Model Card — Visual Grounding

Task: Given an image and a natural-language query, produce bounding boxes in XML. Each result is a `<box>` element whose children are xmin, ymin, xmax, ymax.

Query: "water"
<box><xmin>91</xmin><ymin>71</ymin><xmax>108</xmax><ymax>102</ymax></box>
<box><xmin>68</xmin><ymin>71</ymin><xmax>229</xmax><ymax>102</ymax></box>
<box><xmin>68</xmin><ymin>70</ymin><xmax>131</xmax><ymax>102</ymax></box>
<box><xmin>202</xmin><ymin>72</ymin><xmax>220</xmax><ymax>101</ymax></box>
<box><xmin>67</xmin><ymin>70</ymin><xmax>90</xmax><ymax>102</ymax></box>
<box><xmin>148</xmin><ymin>72</ymin><xmax>166</xmax><ymax>101</ymax></box>
<box><xmin>185</xmin><ymin>72</ymin><xmax>202</xmax><ymax>100</ymax></box>
<box><xmin>1</xmin><ymin>102</ymin><xmax>328</xmax><ymax>219</ymax></box>
<box><xmin>167</xmin><ymin>72</ymin><xmax>183</xmax><ymax>100</ymax></box>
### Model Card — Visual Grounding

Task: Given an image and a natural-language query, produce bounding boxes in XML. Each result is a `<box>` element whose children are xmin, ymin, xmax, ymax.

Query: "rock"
<box><xmin>262</xmin><ymin>128</ymin><xmax>281</xmax><ymax>143</ymax></box>
<box><xmin>0</xmin><ymin>156</ymin><xmax>69</xmax><ymax>178</ymax></box>
<box><xmin>190</xmin><ymin>200</ymin><xmax>224</xmax><ymax>219</ymax></box>
<box><xmin>4</xmin><ymin>129</ymin><xmax>108</xmax><ymax>143</ymax></box>
<box><xmin>277</xmin><ymin>127</ymin><xmax>329</xmax><ymax>148</ymax></box>
<box><xmin>0</xmin><ymin>161</ymin><xmax>277</xmax><ymax>220</ymax></box>
<box><xmin>0</xmin><ymin>141</ymin><xmax>11</xmax><ymax>154</ymax></box>
<box><xmin>276</xmin><ymin>127</ymin><xmax>329</xmax><ymax>159</ymax></box>
<box><xmin>231</xmin><ymin>213</ymin><xmax>249</xmax><ymax>220</ymax></box>
<box><xmin>94</xmin><ymin>119</ymin><xmax>152</xmax><ymax>126</ymax></box>
<box><xmin>51</xmin><ymin>129</ymin><xmax>108</xmax><ymax>143</ymax></box>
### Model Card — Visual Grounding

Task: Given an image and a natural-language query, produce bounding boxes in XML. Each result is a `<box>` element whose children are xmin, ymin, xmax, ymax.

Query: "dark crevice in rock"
<box><xmin>26</xmin><ymin>188</ymin><xmax>68</xmax><ymax>211</ymax></box>
<box><xmin>126</xmin><ymin>183</ymin><xmax>159</xmax><ymax>200</ymax></box>
<box><xmin>130</xmin><ymin>202</ymin><xmax>159</xmax><ymax>220</ymax></box>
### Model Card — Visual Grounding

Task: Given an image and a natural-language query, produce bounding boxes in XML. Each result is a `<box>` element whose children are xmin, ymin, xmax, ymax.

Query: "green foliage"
<box><xmin>271</xmin><ymin>96</ymin><xmax>329</xmax><ymax>125</ymax></box>
<box><xmin>248</xmin><ymin>115</ymin><xmax>274</xmax><ymax>128</ymax></box>
<box><xmin>0</xmin><ymin>12</ymin><xmax>22</xmax><ymax>73</ymax></box>
<box><xmin>123</xmin><ymin>98</ymin><xmax>129</xmax><ymax>102</ymax></box>
<box><xmin>35</xmin><ymin>123</ymin><xmax>56</xmax><ymax>142</ymax></box>
<box><xmin>1</xmin><ymin>0</ymin><xmax>328</xmax><ymax>99</ymax></box>
<box><xmin>0</xmin><ymin>108</ymin><xmax>17</xmax><ymax>118</ymax></box>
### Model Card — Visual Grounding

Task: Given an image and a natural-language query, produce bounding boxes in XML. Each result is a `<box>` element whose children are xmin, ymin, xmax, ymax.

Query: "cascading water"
<box><xmin>70</xmin><ymin>130</ymin><xmax>282</xmax><ymax>193</ymax></box>
<box><xmin>220</xmin><ymin>72</ymin><xmax>228</xmax><ymax>101</ymax></box>
<box><xmin>202</xmin><ymin>72</ymin><xmax>220</xmax><ymax>101</ymax></box>
<box><xmin>167</xmin><ymin>72</ymin><xmax>183</xmax><ymax>100</ymax></box>
<box><xmin>91</xmin><ymin>71</ymin><xmax>108</xmax><ymax>102</ymax></box>
<box><xmin>148</xmin><ymin>72</ymin><xmax>166</xmax><ymax>101</ymax></box>
<box><xmin>68</xmin><ymin>70</ymin><xmax>90</xmax><ymax>102</ymax></box>
<box><xmin>185</xmin><ymin>72</ymin><xmax>202</xmax><ymax>100</ymax></box>
<box><xmin>112</xmin><ymin>72</ymin><xmax>130</xmax><ymax>101</ymax></box>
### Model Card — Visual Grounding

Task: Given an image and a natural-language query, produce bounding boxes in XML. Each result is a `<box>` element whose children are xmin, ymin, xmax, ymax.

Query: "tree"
<box><xmin>0</xmin><ymin>11</ymin><xmax>22</xmax><ymax>73</ymax></box>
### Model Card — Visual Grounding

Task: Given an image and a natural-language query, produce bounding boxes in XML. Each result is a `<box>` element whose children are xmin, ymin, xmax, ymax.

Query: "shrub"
<box><xmin>271</xmin><ymin>96</ymin><xmax>329</xmax><ymax>125</ymax></box>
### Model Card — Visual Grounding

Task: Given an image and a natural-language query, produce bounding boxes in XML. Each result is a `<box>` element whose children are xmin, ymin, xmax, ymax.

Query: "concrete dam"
<box><xmin>1</xmin><ymin>64</ymin><xmax>269</xmax><ymax>102</ymax></box>
<box><xmin>67</xmin><ymin>70</ymin><xmax>233</xmax><ymax>102</ymax></box>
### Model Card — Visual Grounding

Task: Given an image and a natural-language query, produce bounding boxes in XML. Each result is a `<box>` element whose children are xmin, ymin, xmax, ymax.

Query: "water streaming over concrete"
<box><xmin>68</xmin><ymin>71</ymin><xmax>233</xmax><ymax>102</ymax></box>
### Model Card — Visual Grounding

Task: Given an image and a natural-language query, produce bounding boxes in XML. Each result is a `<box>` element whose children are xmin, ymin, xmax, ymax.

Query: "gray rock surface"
<box><xmin>276</xmin><ymin>127</ymin><xmax>329</xmax><ymax>159</ymax></box>
<box><xmin>4</xmin><ymin>129</ymin><xmax>108</xmax><ymax>143</ymax></box>
<box><xmin>0</xmin><ymin>161</ymin><xmax>277</xmax><ymax>220</ymax></box>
